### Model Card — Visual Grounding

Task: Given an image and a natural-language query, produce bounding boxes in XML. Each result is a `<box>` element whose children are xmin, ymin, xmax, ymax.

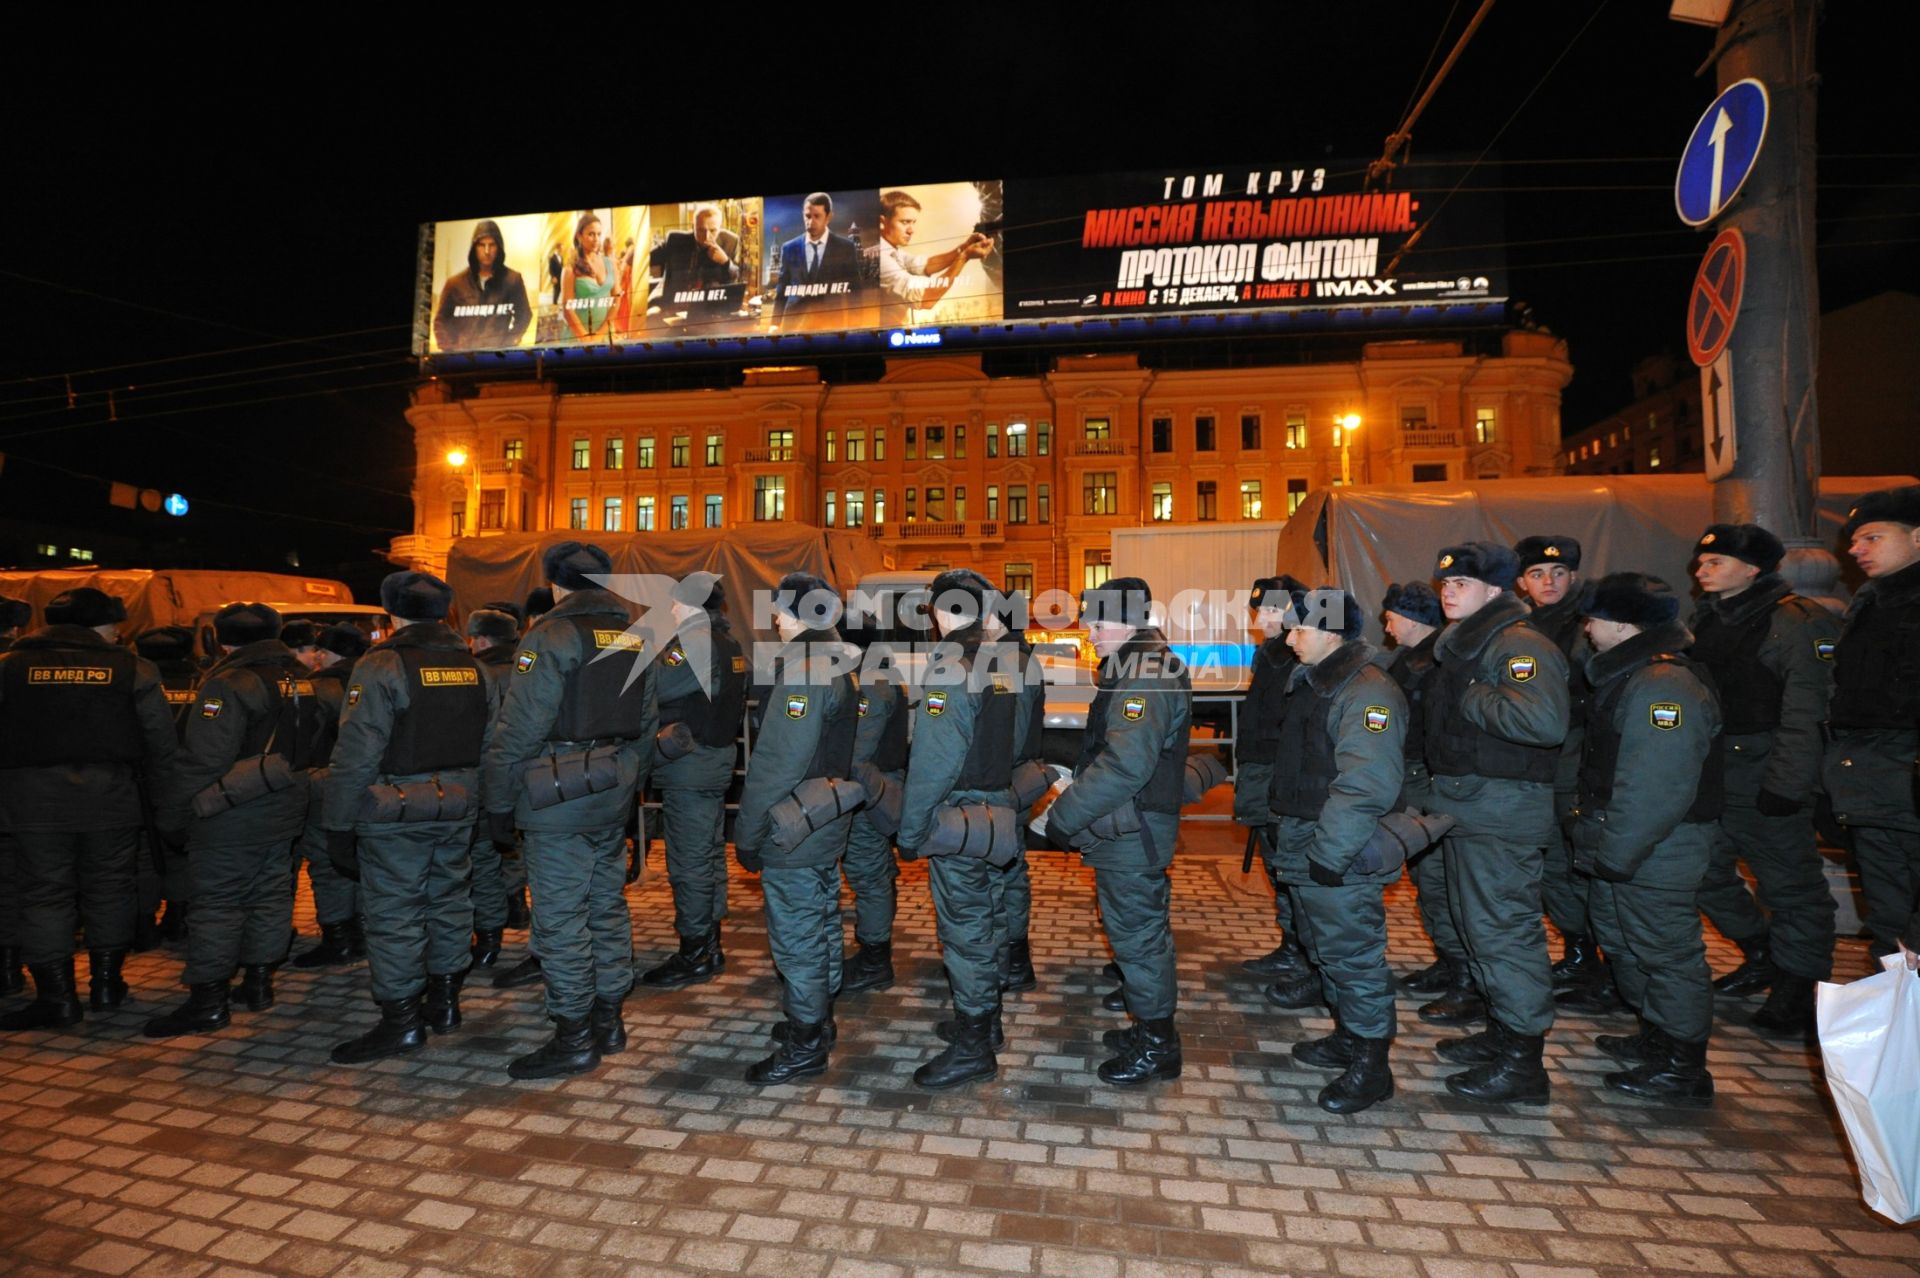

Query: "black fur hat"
<box><xmin>929</xmin><ymin>568</ymin><xmax>997</xmax><ymax>629</ymax></box>
<box><xmin>670</xmin><ymin>571</ymin><xmax>725</xmax><ymax>611</ymax></box>
<box><xmin>1694</xmin><ymin>523</ymin><xmax>1784</xmax><ymax>571</ymax></box>
<box><xmin>0</xmin><ymin>595</ymin><xmax>31</xmax><ymax>631</ymax></box>
<box><xmin>45</xmin><ymin>587</ymin><xmax>127</xmax><ymax>628</ymax></box>
<box><xmin>772</xmin><ymin>571</ymin><xmax>841</xmax><ymax>628</ymax></box>
<box><xmin>1249</xmin><ymin>575</ymin><xmax>1306</xmax><ymax>611</ymax></box>
<box><xmin>1578</xmin><ymin>572</ymin><xmax>1681</xmax><ymax>628</ymax></box>
<box><xmin>317</xmin><ymin>624</ymin><xmax>370</xmax><ymax>660</ymax></box>
<box><xmin>1514</xmin><ymin>535</ymin><xmax>1582</xmax><ymax>572</ymax></box>
<box><xmin>380</xmin><ymin>571</ymin><xmax>455</xmax><ymax>622</ymax></box>
<box><xmin>133</xmin><ymin>625</ymin><xmax>195</xmax><ymax>662</ymax></box>
<box><xmin>542</xmin><ymin>540</ymin><xmax>613</xmax><ymax>590</ymax></box>
<box><xmin>1080</xmin><ymin>575</ymin><xmax>1154</xmax><ymax>627</ymax></box>
<box><xmin>523</xmin><ymin>587</ymin><xmax>555</xmax><ymax>620</ymax></box>
<box><xmin>214</xmin><ymin>602</ymin><xmax>282</xmax><ymax>646</ymax></box>
<box><xmin>465</xmin><ymin>609</ymin><xmax>520</xmax><ymax>643</ymax></box>
<box><xmin>482</xmin><ymin>599</ymin><xmax>525</xmax><ymax>625</ymax></box>
<box><xmin>1383</xmin><ymin>581</ymin><xmax>1443</xmax><ymax>628</ymax></box>
<box><xmin>1434</xmin><ymin>542</ymin><xmax>1520</xmax><ymax>588</ymax></box>
<box><xmin>1290</xmin><ymin>587</ymin><xmax>1365</xmax><ymax>640</ymax></box>
<box><xmin>1840</xmin><ymin>484</ymin><xmax>1920</xmax><ymax>540</ymax></box>
<box><xmin>280</xmin><ymin>621</ymin><xmax>321</xmax><ymax>650</ymax></box>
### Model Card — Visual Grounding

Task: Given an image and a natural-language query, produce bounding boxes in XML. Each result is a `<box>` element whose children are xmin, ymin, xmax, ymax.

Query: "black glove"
<box><xmin>735</xmin><ymin>843</ymin><xmax>763</xmax><ymax>873</ymax></box>
<box><xmin>1308</xmin><ymin>859</ymin><xmax>1345</xmax><ymax>888</ymax></box>
<box><xmin>1755</xmin><ymin>789</ymin><xmax>1802</xmax><ymax>817</ymax></box>
<box><xmin>488</xmin><ymin>810</ymin><xmax>516</xmax><ymax>851</ymax></box>
<box><xmin>326</xmin><ymin>830</ymin><xmax>360</xmax><ymax>882</ymax></box>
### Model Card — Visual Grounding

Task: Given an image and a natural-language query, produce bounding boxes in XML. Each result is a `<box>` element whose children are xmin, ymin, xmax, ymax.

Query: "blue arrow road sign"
<box><xmin>1676</xmin><ymin>78</ymin><xmax>1769</xmax><ymax>227</ymax></box>
<box><xmin>163</xmin><ymin>493</ymin><xmax>189</xmax><ymax>517</ymax></box>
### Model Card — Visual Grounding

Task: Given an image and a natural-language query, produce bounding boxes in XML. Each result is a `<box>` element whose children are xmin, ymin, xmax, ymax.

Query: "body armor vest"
<box><xmin>1238</xmin><ymin>638</ymin><xmax>1295</xmax><ymax>765</ymax></box>
<box><xmin>232</xmin><ymin>658</ymin><xmax>325</xmax><ymax>767</ymax></box>
<box><xmin>1268</xmin><ymin>677</ymin><xmax>1340</xmax><ymax>819</ymax></box>
<box><xmin>658</xmin><ymin>626</ymin><xmax>748</xmax><ymax>748</ymax></box>
<box><xmin>1830</xmin><ymin>584</ymin><xmax>1920</xmax><ymax>729</ymax></box>
<box><xmin>1580</xmin><ymin>652</ymin><xmax>1723</xmax><ymax>823</ymax></box>
<box><xmin>867</xmin><ymin>684</ymin><xmax>910</xmax><ymax>773</ymax></box>
<box><xmin>955</xmin><ymin>666</ymin><xmax>1018</xmax><ymax>791</ymax></box>
<box><xmin>549</xmin><ymin>615</ymin><xmax>651</xmax><ymax>742</ymax></box>
<box><xmin>0</xmin><ymin>643</ymin><xmax>144</xmax><ymax>767</ymax></box>
<box><xmin>804</xmin><ymin>676</ymin><xmax>859</xmax><ymax>781</ymax></box>
<box><xmin>1531</xmin><ymin>599</ymin><xmax>1590</xmax><ymax>731</ymax></box>
<box><xmin>307</xmin><ymin>663</ymin><xmax>351</xmax><ymax>767</ymax></box>
<box><xmin>1389</xmin><ymin>637</ymin><xmax>1438</xmax><ymax>764</ymax></box>
<box><xmin>1425</xmin><ymin>626</ymin><xmax>1559</xmax><ymax>784</ymax></box>
<box><xmin>1081</xmin><ymin>650</ymin><xmax>1187</xmax><ymax>815</ymax></box>
<box><xmin>1688</xmin><ymin>600</ymin><xmax>1785</xmax><ymax>735</ymax></box>
<box><xmin>382</xmin><ymin>645</ymin><xmax>488</xmax><ymax>774</ymax></box>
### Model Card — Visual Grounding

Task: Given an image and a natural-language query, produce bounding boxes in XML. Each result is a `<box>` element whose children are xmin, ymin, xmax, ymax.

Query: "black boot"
<box><xmin>640</xmin><ymin>929</ymin><xmax>723</xmax><ymax>990</ymax></box>
<box><xmin>1595</xmin><ymin>1018</ymin><xmax>1668</xmax><ymax>1064</ymax></box>
<box><xmin>235</xmin><ymin>964</ymin><xmax>275</xmax><ymax>1011</ymax></box>
<box><xmin>423</xmin><ymin>971</ymin><xmax>465</xmax><ymax>1035</ymax></box>
<box><xmin>504</xmin><ymin>887</ymin><xmax>531</xmax><ymax>930</ymax></box>
<box><xmin>509</xmin><ymin>1016</ymin><xmax>600</xmax><ymax>1080</ymax></box>
<box><xmin>1418</xmin><ymin>965</ymin><xmax>1487</xmax><ymax>1026</ymax></box>
<box><xmin>292</xmin><ymin>923</ymin><xmax>355</xmax><ymax>969</ymax></box>
<box><xmin>470</xmin><ymin>928</ymin><xmax>504</xmax><ymax>968</ymax></box>
<box><xmin>142</xmin><ymin>981</ymin><xmax>230</xmax><ymax>1038</ymax></box>
<box><xmin>343</xmin><ymin>917</ymin><xmax>368</xmax><ymax>959</ymax></box>
<box><xmin>1099</xmin><ymin>1015</ymin><xmax>1181</xmax><ymax>1086</ymax></box>
<box><xmin>749</xmin><ymin>1020</ymin><xmax>831</xmax><ymax>1085</ymax></box>
<box><xmin>495</xmin><ymin>954</ymin><xmax>544</xmax><ymax>989</ymax></box>
<box><xmin>1400</xmin><ymin>956</ymin><xmax>1454</xmax><ymax>996</ymax></box>
<box><xmin>1242</xmin><ymin>932</ymin><xmax>1310</xmax><ymax>979</ymax></box>
<box><xmin>937</xmin><ymin>1009</ymin><xmax>1006</xmax><ymax>1053</ymax></box>
<box><xmin>843</xmin><ymin>940</ymin><xmax>896</xmax><ymax>994</ymax></box>
<box><xmin>1750</xmin><ymin>974</ymin><xmax>1817</xmax><ymax>1038</ymax></box>
<box><xmin>1554</xmin><ymin>962</ymin><xmax>1626</xmax><ymax>1016</ymax></box>
<box><xmin>0</xmin><ymin>960</ymin><xmax>85</xmax><ymax>1031</ymax></box>
<box><xmin>1100</xmin><ymin>960</ymin><xmax>1127</xmax><ymax>1011</ymax></box>
<box><xmin>1549</xmin><ymin>932</ymin><xmax>1599</xmax><ymax>993</ymax></box>
<box><xmin>1435</xmin><ymin>1022</ymin><xmax>1507</xmax><ymax>1064</ymax></box>
<box><xmin>0</xmin><ymin>946</ymin><xmax>24</xmax><ymax>996</ymax></box>
<box><xmin>1000</xmin><ymin>939</ymin><xmax>1037</xmax><ymax>994</ymax></box>
<box><xmin>915</xmin><ymin>1009</ymin><xmax>998</xmax><ymax>1090</ymax></box>
<box><xmin>1445</xmin><ymin>1027</ymin><xmax>1550</xmax><ymax>1105</ymax></box>
<box><xmin>1292</xmin><ymin>1024</ymin><xmax>1361</xmax><ymax>1070</ymax></box>
<box><xmin>591</xmin><ymin>996</ymin><xmax>628</xmax><ymax>1055</ymax></box>
<box><xmin>87</xmin><ymin>948</ymin><xmax>129</xmax><ymax>1009</ymax></box>
<box><xmin>1319</xmin><ymin>1035</ymin><xmax>1394</xmax><ymax>1113</ymax></box>
<box><xmin>1713</xmin><ymin>933</ymin><xmax>1776</xmax><ymax>996</ymax></box>
<box><xmin>1264</xmin><ymin>971</ymin><xmax>1324</xmax><ymax>1010</ymax></box>
<box><xmin>772</xmin><ymin>1017</ymin><xmax>837</xmax><ymax>1049</ymax></box>
<box><xmin>331</xmin><ymin>996</ymin><xmax>427</xmax><ymax>1064</ymax></box>
<box><xmin>1606</xmin><ymin>1035</ymin><xmax>1713</xmax><ymax>1107</ymax></box>
<box><xmin>157</xmin><ymin>901</ymin><xmax>189</xmax><ymax>944</ymax></box>
<box><xmin>1101</xmin><ymin>960</ymin><xmax>1122</xmax><ymax>981</ymax></box>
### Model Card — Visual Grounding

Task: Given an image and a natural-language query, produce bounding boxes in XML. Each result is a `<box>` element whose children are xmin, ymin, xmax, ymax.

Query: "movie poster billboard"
<box><xmin>414</xmin><ymin>164</ymin><xmax>1497</xmax><ymax>357</ymax></box>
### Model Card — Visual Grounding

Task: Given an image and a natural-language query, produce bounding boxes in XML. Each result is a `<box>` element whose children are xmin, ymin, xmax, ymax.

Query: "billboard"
<box><xmin>414</xmin><ymin>163</ymin><xmax>1500</xmax><ymax>357</ymax></box>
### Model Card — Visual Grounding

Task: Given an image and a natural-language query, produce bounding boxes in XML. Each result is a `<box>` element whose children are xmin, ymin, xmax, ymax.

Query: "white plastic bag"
<box><xmin>1816</xmin><ymin>954</ymin><xmax>1920</xmax><ymax>1224</ymax></box>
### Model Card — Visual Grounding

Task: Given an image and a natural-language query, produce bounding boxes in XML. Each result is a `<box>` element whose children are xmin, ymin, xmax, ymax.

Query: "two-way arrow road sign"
<box><xmin>1701</xmin><ymin>348</ymin><xmax>1737</xmax><ymax>481</ymax></box>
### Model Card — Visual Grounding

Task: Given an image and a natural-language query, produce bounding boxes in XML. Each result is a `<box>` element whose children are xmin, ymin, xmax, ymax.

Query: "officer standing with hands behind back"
<box><xmin>1236</xmin><ymin>576</ymin><xmax>1311</xmax><ymax>993</ymax></box>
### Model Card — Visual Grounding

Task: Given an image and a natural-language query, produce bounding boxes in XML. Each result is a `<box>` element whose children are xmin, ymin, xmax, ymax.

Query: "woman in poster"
<box><xmin>560</xmin><ymin>212</ymin><xmax>618</xmax><ymax>340</ymax></box>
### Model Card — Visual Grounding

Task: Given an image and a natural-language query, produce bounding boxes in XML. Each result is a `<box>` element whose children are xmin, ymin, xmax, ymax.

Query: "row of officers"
<box><xmin>0</xmin><ymin>483</ymin><xmax>1915</xmax><ymax>1115</ymax></box>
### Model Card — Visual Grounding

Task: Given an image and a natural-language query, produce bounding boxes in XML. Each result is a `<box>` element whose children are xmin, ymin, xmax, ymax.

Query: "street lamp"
<box><xmin>444</xmin><ymin>448</ymin><xmax>469</xmax><ymax>468</ymax></box>
<box><xmin>1337</xmin><ymin>414</ymin><xmax>1362</xmax><ymax>486</ymax></box>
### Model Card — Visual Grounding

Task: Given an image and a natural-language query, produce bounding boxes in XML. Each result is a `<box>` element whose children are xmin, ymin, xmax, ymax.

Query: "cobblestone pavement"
<box><xmin>2</xmin><ymin>829</ymin><xmax>1913</xmax><ymax>1278</ymax></box>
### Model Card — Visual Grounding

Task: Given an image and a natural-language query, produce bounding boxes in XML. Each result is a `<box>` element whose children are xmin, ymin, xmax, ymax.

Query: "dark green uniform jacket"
<box><xmin>1235</xmin><ymin>635</ymin><xmax>1296</xmax><ymax>826</ymax></box>
<box><xmin>1269</xmin><ymin>640</ymin><xmax>1408</xmax><ymax>878</ymax></box>
<box><xmin>1426</xmin><ymin>595</ymin><xmax>1570</xmax><ymax>778</ymax></box>
<box><xmin>1572</xmin><ymin>622</ymin><xmax>1723</xmax><ymax>887</ymax></box>
<box><xmin>854</xmin><ymin>677</ymin><xmax>909</xmax><ymax>772</ymax></box>
<box><xmin>735</xmin><ymin>629</ymin><xmax>861</xmax><ymax>869</ymax></box>
<box><xmin>0</xmin><ymin>626</ymin><xmax>181</xmax><ymax>833</ymax></box>
<box><xmin>897</xmin><ymin>635</ymin><xmax>1018</xmax><ymax>853</ymax></box>
<box><xmin>652</xmin><ymin>612</ymin><xmax>746</xmax><ymax>791</ymax></box>
<box><xmin>1689</xmin><ymin>573</ymin><xmax>1837</xmax><ymax>800</ymax></box>
<box><xmin>1828</xmin><ymin>558</ymin><xmax>1920</xmax><ymax>733</ymax></box>
<box><xmin>160</xmin><ymin>639</ymin><xmax>312</xmax><ymax>842</ymax></box>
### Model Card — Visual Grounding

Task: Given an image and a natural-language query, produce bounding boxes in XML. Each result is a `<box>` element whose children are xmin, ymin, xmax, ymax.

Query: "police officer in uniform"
<box><xmin>1687</xmin><ymin>524</ymin><xmax>1839</xmax><ymax>1035</ymax></box>
<box><xmin>0</xmin><ymin>596</ymin><xmax>30</xmax><ymax>653</ymax></box>
<box><xmin>482</xmin><ymin>542</ymin><xmax>656</xmax><ymax>1080</ymax></box>
<box><xmin>131</xmin><ymin>625</ymin><xmax>202</xmax><ymax>948</ymax></box>
<box><xmin>1823</xmin><ymin>485</ymin><xmax>1920</xmax><ymax>963</ymax></box>
<box><xmin>1383</xmin><ymin>583</ymin><xmax>1465</xmax><ymax>1003</ymax></box>
<box><xmin>325</xmin><ymin>573</ymin><xmax>492</xmax><ymax>1063</ymax></box>
<box><xmin>1425</xmin><ymin>544</ymin><xmax>1570</xmax><ymax>1105</ymax></box>
<box><xmin>1046</xmin><ymin>577</ymin><xmax>1193</xmax><ymax>1086</ymax></box>
<box><xmin>898</xmin><ymin>569</ymin><xmax>1021</xmax><ymax>1089</ymax></box>
<box><xmin>1267</xmin><ymin>588</ymin><xmax>1408</xmax><ymax>1113</ymax></box>
<box><xmin>994</xmin><ymin>597</ymin><xmax>1048</xmax><ymax>994</ymax></box>
<box><xmin>642</xmin><ymin>572</ymin><xmax>748</xmax><ymax>990</ymax></box>
<box><xmin>737</xmin><ymin>572</ymin><xmax>861</xmax><ymax>1085</ymax></box>
<box><xmin>465</xmin><ymin>607</ymin><xmax>522</xmax><ymax>967</ymax></box>
<box><xmin>1237</xmin><ymin>576</ymin><xmax>1311</xmax><ymax>994</ymax></box>
<box><xmin>147</xmin><ymin>603</ymin><xmax>317</xmax><ymax>1037</ymax></box>
<box><xmin>291</xmin><ymin>625</ymin><xmax>372</xmax><ymax>969</ymax></box>
<box><xmin>0</xmin><ymin>589</ymin><xmax>180</xmax><ymax>1030</ymax></box>
<box><xmin>1572</xmin><ymin>574</ymin><xmax>1723</xmax><ymax>1105</ymax></box>
<box><xmin>842</xmin><ymin>634</ymin><xmax>908</xmax><ymax>995</ymax></box>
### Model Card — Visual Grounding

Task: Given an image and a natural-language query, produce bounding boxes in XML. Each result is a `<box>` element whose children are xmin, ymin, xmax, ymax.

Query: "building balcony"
<box><xmin>744</xmin><ymin>447</ymin><xmax>810</xmax><ymax>465</ymax></box>
<box><xmin>1400</xmin><ymin>429</ymin><xmax>1462</xmax><ymax>448</ymax></box>
<box><xmin>474</xmin><ymin>458</ymin><xmax>536</xmax><ymax>479</ymax></box>
<box><xmin>1067</xmin><ymin>439</ymin><xmax>1134</xmax><ymax>457</ymax></box>
<box><xmin>887</xmin><ymin>520</ymin><xmax>1005</xmax><ymax>542</ymax></box>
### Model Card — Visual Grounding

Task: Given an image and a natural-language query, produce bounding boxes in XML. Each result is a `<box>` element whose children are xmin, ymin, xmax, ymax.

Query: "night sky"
<box><xmin>2</xmin><ymin>5</ymin><xmax>1911</xmax><ymax>598</ymax></box>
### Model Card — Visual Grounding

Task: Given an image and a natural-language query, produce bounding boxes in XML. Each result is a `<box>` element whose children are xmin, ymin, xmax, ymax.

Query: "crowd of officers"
<box><xmin>0</xmin><ymin>482</ymin><xmax>1916</xmax><ymax>1115</ymax></box>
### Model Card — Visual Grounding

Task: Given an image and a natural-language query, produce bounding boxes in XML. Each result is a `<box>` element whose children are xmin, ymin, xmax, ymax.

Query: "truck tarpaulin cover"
<box><xmin>1275</xmin><ymin>474</ymin><xmax>1917</xmax><ymax>638</ymax></box>
<box><xmin>0</xmin><ymin>569</ymin><xmax>354</xmax><ymax>635</ymax></box>
<box><xmin>445</xmin><ymin>525</ymin><xmax>889</xmax><ymax>645</ymax></box>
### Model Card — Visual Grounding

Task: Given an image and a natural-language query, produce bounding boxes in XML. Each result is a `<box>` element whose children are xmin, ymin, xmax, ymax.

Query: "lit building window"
<box><xmin>1287</xmin><ymin>478</ymin><xmax>1309</xmax><ymax>515</ymax></box>
<box><xmin>1037</xmin><ymin>422</ymin><xmax>1052</xmax><ymax>456</ymax></box>
<box><xmin>1083</xmin><ymin>551</ymin><xmax>1110</xmax><ymax>591</ymax></box>
<box><xmin>1006</xmin><ymin>421</ymin><xmax>1028</xmax><ymax>457</ymax></box>
<box><xmin>824</xmin><ymin>491</ymin><xmax>837</xmax><ymax>527</ymax></box>
<box><xmin>479</xmin><ymin>489</ymin><xmax>505</xmax><ymax>530</ymax></box>
<box><xmin>926</xmin><ymin>425</ymin><xmax>946</xmax><ymax>459</ymax></box>
<box><xmin>671</xmin><ymin>436</ymin><xmax>689</xmax><ymax>467</ymax></box>
<box><xmin>1474</xmin><ymin>408</ymin><xmax>1496</xmax><ymax>444</ymax></box>
<box><xmin>670</xmin><ymin>495</ymin><xmax>689</xmax><ymax>529</ymax></box>
<box><xmin>754</xmin><ymin>476</ymin><xmax>786</xmax><ymax>522</ymax></box>
<box><xmin>1240</xmin><ymin>479</ymin><xmax>1262</xmax><ymax>520</ymax></box>
<box><xmin>603</xmin><ymin>497</ymin><xmax>622</xmax><ymax>531</ymax></box>
<box><xmin>1083</xmin><ymin>472</ymin><xmax>1117</xmax><ymax>516</ymax></box>
<box><xmin>604</xmin><ymin>437</ymin><xmax>624</xmax><ymax>469</ymax></box>
<box><xmin>704</xmin><ymin>495</ymin><xmax>723</xmax><ymax>528</ymax></box>
<box><xmin>766</xmin><ymin>429</ymin><xmax>793</xmax><ymax>461</ymax></box>
<box><xmin>1649</xmin><ymin>444</ymin><xmax>1662</xmax><ymax>469</ymax></box>
<box><xmin>1036</xmin><ymin>484</ymin><xmax>1051</xmax><ymax>524</ymax></box>
<box><xmin>450</xmin><ymin>500</ymin><xmax>466</xmax><ymax>538</ymax></box>
<box><xmin>637</xmin><ymin>437</ymin><xmax>655</xmax><ymax>468</ymax></box>
<box><xmin>1285</xmin><ymin>411</ymin><xmax>1307</xmax><ymax>449</ymax></box>
<box><xmin>1196</xmin><ymin>480</ymin><xmax>1217</xmax><ymax>521</ymax></box>
<box><xmin>705</xmin><ymin>434</ymin><xmax>723</xmax><ymax>466</ymax></box>
<box><xmin>986</xmin><ymin>486</ymin><xmax>999</xmax><ymax>521</ymax></box>
<box><xmin>1007</xmin><ymin>485</ymin><xmax>1028</xmax><ymax>524</ymax></box>
<box><xmin>845</xmin><ymin>429</ymin><xmax>865</xmax><ymax>462</ymax></box>
<box><xmin>69</xmin><ymin>548</ymin><xmax>94</xmax><ymax>562</ymax></box>
<box><xmin>504</xmin><ymin>438</ymin><xmax>524</xmax><ymax>461</ymax></box>
<box><xmin>636</xmin><ymin>497</ymin><xmax>656</xmax><ymax>530</ymax></box>
<box><xmin>1151</xmin><ymin>482</ymin><xmax>1173</xmax><ymax>521</ymax></box>
<box><xmin>845</xmin><ymin>490</ymin><xmax>865</xmax><ymax>528</ymax></box>
<box><xmin>569</xmin><ymin>497</ymin><xmax>589</xmax><ymax>529</ymax></box>
<box><xmin>825</xmin><ymin>431</ymin><xmax>836</xmax><ymax>463</ymax></box>
<box><xmin>572</xmin><ymin>438</ymin><xmax>590</xmax><ymax>469</ymax></box>
<box><xmin>1005</xmin><ymin>563</ymin><xmax>1034</xmax><ymax>595</ymax></box>
<box><xmin>1085</xmin><ymin>417</ymin><xmax>1111</xmax><ymax>442</ymax></box>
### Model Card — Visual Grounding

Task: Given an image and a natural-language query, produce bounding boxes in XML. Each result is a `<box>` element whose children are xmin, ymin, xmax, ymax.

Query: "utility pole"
<box><xmin>1691</xmin><ymin>0</ymin><xmax>1835</xmax><ymax>598</ymax></box>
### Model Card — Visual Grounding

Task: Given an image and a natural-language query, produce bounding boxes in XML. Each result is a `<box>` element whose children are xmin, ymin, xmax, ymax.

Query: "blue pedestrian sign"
<box><xmin>1676</xmin><ymin>78</ymin><xmax>1769</xmax><ymax>227</ymax></box>
<box><xmin>163</xmin><ymin>493</ymin><xmax>189</xmax><ymax>517</ymax></box>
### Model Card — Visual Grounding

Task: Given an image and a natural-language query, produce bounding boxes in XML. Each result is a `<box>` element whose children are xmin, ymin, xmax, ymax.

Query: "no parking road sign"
<box><xmin>1676</xmin><ymin>78</ymin><xmax>1770</xmax><ymax>227</ymax></box>
<box><xmin>1687</xmin><ymin>228</ymin><xmax>1746</xmax><ymax>367</ymax></box>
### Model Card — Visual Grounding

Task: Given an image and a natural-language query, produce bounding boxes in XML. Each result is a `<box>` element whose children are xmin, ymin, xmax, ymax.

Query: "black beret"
<box><xmin>1383</xmin><ymin>581</ymin><xmax>1443</xmax><ymax>628</ymax></box>
<box><xmin>0</xmin><ymin>595</ymin><xmax>31</xmax><ymax>631</ymax></box>
<box><xmin>1695</xmin><ymin>523</ymin><xmax>1784</xmax><ymax>572</ymax></box>
<box><xmin>523</xmin><ymin>587</ymin><xmax>554</xmax><ymax>619</ymax></box>
<box><xmin>214</xmin><ymin>602</ymin><xmax>282</xmax><ymax>646</ymax></box>
<box><xmin>133</xmin><ymin>625</ymin><xmax>196</xmax><ymax>661</ymax></box>
<box><xmin>1514</xmin><ymin>535</ymin><xmax>1582</xmax><ymax>572</ymax></box>
<box><xmin>542</xmin><ymin>540</ymin><xmax>613</xmax><ymax>590</ymax></box>
<box><xmin>45</xmin><ymin>587</ymin><xmax>128</xmax><ymax>627</ymax></box>
<box><xmin>1290</xmin><ymin>587</ymin><xmax>1365</xmax><ymax>640</ymax></box>
<box><xmin>380</xmin><ymin>571</ymin><xmax>455</xmax><ymax>622</ymax></box>
<box><xmin>317</xmin><ymin>624</ymin><xmax>370</xmax><ymax>660</ymax></box>
<box><xmin>1840</xmin><ymin>484</ymin><xmax>1920</xmax><ymax>540</ymax></box>
<box><xmin>1579</xmin><ymin>572</ymin><xmax>1681</xmax><ymax>628</ymax></box>
<box><xmin>1249</xmin><ymin>575</ymin><xmax>1307</xmax><ymax>611</ymax></box>
<box><xmin>279</xmin><ymin>621</ymin><xmax>321</xmax><ymax>650</ymax></box>
<box><xmin>1080</xmin><ymin>575</ymin><xmax>1154</xmax><ymax>627</ymax></box>
<box><xmin>465</xmin><ymin>608</ymin><xmax>520</xmax><ymax>643</ymax></box>
<box><xmin>482</xmin><ymin>599</ymin><xmax>525</xmax><ymax>625</ymax></box>
<box><xmin>1434</xmin><ymin>542</ymin><xmax>1520</xmax><ymax>588</ymax></box>
<box><xmin>670</xmin><ymin>571</ymin><xmax>725</xmax><ymax>611</ymax></box>
<box><xmin>772</xmin><ymin>572</ymin><xmax>841</xmax><ymax>626</ymax></box>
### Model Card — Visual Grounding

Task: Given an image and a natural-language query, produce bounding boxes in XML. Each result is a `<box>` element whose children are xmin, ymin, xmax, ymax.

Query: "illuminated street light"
<box><xmin>445</xmin><ymin>448</ymin><xmax>469</xmax><ymax>468</ymax></box>
<box><xmin>1338</xmin><ymin>414</ymin><xmax>1362</xmax><ymax>486</ymax></box>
